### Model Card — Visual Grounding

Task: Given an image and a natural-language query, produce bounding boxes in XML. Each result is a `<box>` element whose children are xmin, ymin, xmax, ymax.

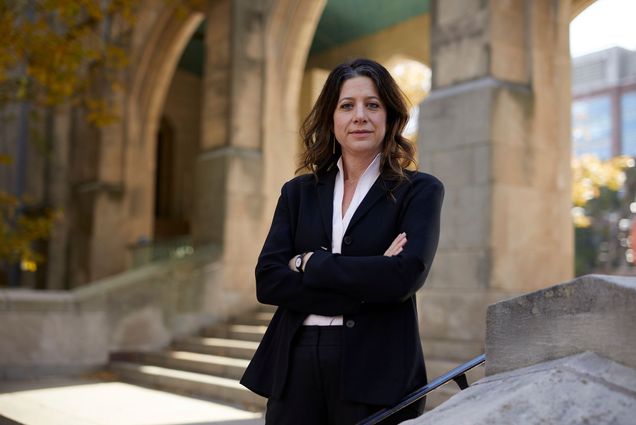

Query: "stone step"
<box><xmin>257</xmin><ymin>304</ymin><xmax>277</xmax><ymax>314</ymax></box>
<box><xmin>231</xmin><ymin>311</ymin><xmax>274</xmax><ymax>326</ymax></box>
<box><xmin>114</xmin><ymin>351</ymin><xmax>250</xmax><ymax>380</ymax></box>
<box><xmin>202</xmin><ymin>324</ymin><xmax>267</xmax><ymax>342</ymax></box>
<box><xmin>173</xmin><ymin>337</ymin><xmax>259</xmax><ymax>360</ymax></box>
<box><xmin>110</xmin><ymin>361</ymin><xmax>266</xmax><ymax>410</ymax></box>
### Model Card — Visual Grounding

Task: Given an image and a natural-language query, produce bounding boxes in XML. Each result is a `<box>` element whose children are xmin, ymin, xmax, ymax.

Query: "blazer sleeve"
<box><xmin>255</xmin><ymin>182</ymin><xmax>362</xmax><ymax>316</ymax></box>
<box><xmin>302</xmin><ymin>177</ymin><xmax>444</xmax><ymax>303</ymax></box>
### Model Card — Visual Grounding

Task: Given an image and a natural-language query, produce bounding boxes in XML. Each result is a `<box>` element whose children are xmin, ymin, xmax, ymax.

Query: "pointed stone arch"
<box><xmin>125</xmin><ymin>5</ymin><xmax>204</xmax><ymax>241</ymax></box>
<box><xmin>262</xmin><ymin>0</ymin><xmax>326</xmax><ymax>202</ymax></box>
<box><xmin>83</xmin><ymin>3</ymin><xmax>204</xmax><ymax>279</ymax></box>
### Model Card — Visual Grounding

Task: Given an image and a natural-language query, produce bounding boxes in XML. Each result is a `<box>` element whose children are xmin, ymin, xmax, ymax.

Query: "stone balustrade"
<box><xmin>0</xmin><ymin>245</ymin><xmax>257</xmax><ymax>379</ymax></box>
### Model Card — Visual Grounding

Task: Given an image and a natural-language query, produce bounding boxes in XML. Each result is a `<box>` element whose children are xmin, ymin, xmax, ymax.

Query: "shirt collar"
<box><xmin>336</xmin><ymin>153</ymin><xmax>382</xmax><ymax>180</ymax></box>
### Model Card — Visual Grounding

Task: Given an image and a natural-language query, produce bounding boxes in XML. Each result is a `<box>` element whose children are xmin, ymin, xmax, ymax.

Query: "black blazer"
<box><xmin>240</xmin><ymin>167</ymin><xmax>444</xmax><ymax>406</ymax></box>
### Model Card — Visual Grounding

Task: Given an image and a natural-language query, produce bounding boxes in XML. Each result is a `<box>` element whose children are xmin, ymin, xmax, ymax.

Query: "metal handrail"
<box><xmin>356</xmin><ymin>354</ymin><xmax>486</xmax><ymax>425</ymax></box>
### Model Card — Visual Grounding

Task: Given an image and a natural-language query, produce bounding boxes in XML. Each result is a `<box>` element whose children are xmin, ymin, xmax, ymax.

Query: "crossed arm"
<box><xmin>256</xmin><ymin>178</ymin><xmax>443</xmax><ymax>312</ymax></box>
<box><xmin>288</xmin><ymin>232</ymin><xmax>407</xmax><ymax>271</ymax></box>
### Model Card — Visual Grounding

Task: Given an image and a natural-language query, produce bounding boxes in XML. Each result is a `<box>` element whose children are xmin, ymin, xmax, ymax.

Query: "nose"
<box><xmin>353</xmin><ymin>104</ymin><xmax>367</xmax><ymax>123</ymax></box>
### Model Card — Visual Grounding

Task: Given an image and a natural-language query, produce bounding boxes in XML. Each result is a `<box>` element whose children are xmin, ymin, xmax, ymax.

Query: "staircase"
<box><xmin>110</xmin><ymin>306</ymin><xmax>274</xmax><ymax>411</ymax></box>
<box><xmin>110</xmin><ymin>304</ymin><xmax>483</xmax><ymax>412</ymax></box>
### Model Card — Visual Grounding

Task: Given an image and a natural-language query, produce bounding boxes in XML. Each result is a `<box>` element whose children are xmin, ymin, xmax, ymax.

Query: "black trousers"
<box><xmin>265</xmin><ymin>326</ymin><xmax>423</xmax><ymax>425</ymax></box>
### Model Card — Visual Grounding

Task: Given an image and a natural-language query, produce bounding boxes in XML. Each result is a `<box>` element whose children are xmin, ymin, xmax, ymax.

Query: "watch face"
<box><xmin>295</xmin><ymin>256</ymin><xmax>302</xmax><ymax>269</ymax></box>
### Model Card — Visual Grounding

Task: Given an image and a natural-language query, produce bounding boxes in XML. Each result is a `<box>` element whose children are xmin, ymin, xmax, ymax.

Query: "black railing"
<box><xmin>356</xmin><ymin>354</ymin><xmax>486</xmax><ymax>425</ymax></box>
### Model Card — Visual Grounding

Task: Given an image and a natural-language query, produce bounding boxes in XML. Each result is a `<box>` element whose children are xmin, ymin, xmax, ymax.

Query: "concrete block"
<box><xmin>406</xmin><ymin>352</ymin><xmax>636</xmax><ymax>425</ymax></box>
<box><xmin>437</xmin><ymin>185</ymin><xmax>490</xmax><ymax>251</ymax></box>
<box><xmin>418</xmin><ymin>78</ymin><xmax>495</xmax><ymax>153</ymax></box>
<box><xmin>111</xmin><ymin>306</ymin><xmax>171</xmax><ymax>352</ymax></box>
<box><xmin>432</xmin><ymin>2</ymin><xmax>489</xmax><ymax>87</ymax></box>
<box><xmin>0</xmin><ymin>310</ymin><xmax>108</xmax><ymax>370</ymax></box>
<box><xmin>491</xmin><ymin>84</ymin><xmax>533</xmax><ymax>149</ymax></box>
<box><xmin>486</xmin><ymin>275</ymin><xmax>636</xmax><ymax>376</ymax></box>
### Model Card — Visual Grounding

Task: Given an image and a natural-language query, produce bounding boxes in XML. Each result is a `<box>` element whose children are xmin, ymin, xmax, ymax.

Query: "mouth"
<box><xmin>349</xmin><ymin>130</ymin><xmax>372</xmax><ymax>135</ymax></box>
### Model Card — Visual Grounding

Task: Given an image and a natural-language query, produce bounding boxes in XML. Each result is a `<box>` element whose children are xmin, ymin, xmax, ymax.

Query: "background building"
<box><xmin>572</xmin><ymin>47</ymin><xmax>636</xmax><ymax>159</ymax></box>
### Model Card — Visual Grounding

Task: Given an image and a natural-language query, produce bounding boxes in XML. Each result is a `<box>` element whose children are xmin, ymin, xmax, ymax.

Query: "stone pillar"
<box><xmin>418</xmin><ymin>0</ymin><xmax>574</xmax><ymax>363</ymax></box>
<box><xmin>194</xmin><ymin>0</ymin><xmax>266</xmax><ymax>309</ymax></box>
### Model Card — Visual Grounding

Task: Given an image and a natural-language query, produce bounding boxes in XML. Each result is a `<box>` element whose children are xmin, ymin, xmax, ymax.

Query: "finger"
<box><xmin>384</xmin><ymin>233</ymin><xmax>406</xmax><ymax>256</ymax></box>
<box><xmin>389</xmin><ymin>232</ymin><xmax>406</xmax><ymax>250</ymax></box>
<box><xmin>385</xmin><ymin>245</ymin><xmax>403</xmax><ymax>257</ymax></box>
<box><xmin>387</xmin><ymin>237</ymin><xmax>407</xmax><ymax>257</ymax></box>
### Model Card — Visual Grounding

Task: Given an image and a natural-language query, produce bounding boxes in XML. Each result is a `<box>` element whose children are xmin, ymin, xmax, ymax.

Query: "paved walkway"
<box><xmin>0</xmin><ymin>377</ymin><xmax>264</xmax><ymax>425</ymax></box>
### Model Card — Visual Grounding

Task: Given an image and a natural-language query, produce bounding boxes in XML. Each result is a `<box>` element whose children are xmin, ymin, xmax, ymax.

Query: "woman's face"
<box><xmin>333</xmin><ymin>76</ymin><xmax>387</xmax><ymax>159</ymax></box>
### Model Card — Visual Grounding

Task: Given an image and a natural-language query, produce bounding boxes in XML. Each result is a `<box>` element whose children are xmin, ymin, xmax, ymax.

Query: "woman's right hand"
<box><xmin>384</xmin><ymin>232</ymin><xmax>407</xmax><ymax>257</ymax></box>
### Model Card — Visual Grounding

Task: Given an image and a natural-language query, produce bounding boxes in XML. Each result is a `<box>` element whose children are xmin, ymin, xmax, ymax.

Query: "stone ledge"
<box><xmin>485</xmin><ymin>274</ymin><xmax>636</xmax><ymax>376</ymax></box>
<box><xmin>406</xmin><ymin>352</ymin><xmax>636</xmax><ymax>425</ymax></box>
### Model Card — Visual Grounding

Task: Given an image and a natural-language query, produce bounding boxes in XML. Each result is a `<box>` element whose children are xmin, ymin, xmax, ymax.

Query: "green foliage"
<box><xmin>0</xmin><ymin>194</ymin><xmax>57</xmax><ymax>266</ymax></box>
<box><xmin>573</xmin><ymin>157</ymin><xmax>636</xmax><ymax>276</ymax></box>
<box><xmin>0</xmin><ymin>0</ymin><xmax>140</xmax><ymax>282</ymax></box>
<box><xmin>0</xmin><ymin>0</ymin><xmax>137</xmax><ymax>124</ymax></box>
<box><xmin>0</xmin><ymin>1</ymin><xmax>203</xmax><ymax>284</ymax></box>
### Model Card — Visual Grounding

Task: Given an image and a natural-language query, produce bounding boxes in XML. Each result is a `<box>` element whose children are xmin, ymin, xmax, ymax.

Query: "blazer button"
<box><xmin>345</xmin><ymin>319</ymin><xmax>355</xmax><ymax>328</ymax></box>
<box><xmin>343</xmin><ymin>235</ymin><xmax>352</xmax><ymax>245</ymax></box>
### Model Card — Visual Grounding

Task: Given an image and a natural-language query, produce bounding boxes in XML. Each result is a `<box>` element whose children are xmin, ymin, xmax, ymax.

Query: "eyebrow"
<box><xmin>338</xmin><ymin>96</ymin><xmax>382</xmax><ymax>102</ymax></box>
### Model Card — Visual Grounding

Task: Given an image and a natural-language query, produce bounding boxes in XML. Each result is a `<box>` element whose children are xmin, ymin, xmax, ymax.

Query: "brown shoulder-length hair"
<box><xmin>299</xmin><ymin>58</ymin><xmax>416</xmax><ymax>181</ymax></box>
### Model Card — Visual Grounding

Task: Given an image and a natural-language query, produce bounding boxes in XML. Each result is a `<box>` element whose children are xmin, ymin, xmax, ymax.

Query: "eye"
<box><xmin>339</xmin><ymin>102</ymin><xmax>353</xmax><ymax>110</ymax></box>
<box><xmin>367</xmin><ymin>102</ymin><xmax>381</xmax><ymax>110</ymax></box>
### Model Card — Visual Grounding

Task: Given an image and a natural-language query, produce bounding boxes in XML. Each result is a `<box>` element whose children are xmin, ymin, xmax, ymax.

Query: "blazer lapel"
<box><xmin>316</xmin><ymin>167</ymin><xmax>337</xmax><ymax>247</ymax></box>
<box><xmin>347</xmin><ymin>176</ymin><xmax>391</xmax><ymax>231</ymax></box>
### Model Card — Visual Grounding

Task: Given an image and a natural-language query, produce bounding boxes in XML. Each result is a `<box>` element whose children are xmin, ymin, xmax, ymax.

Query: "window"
<box><xmin>572</xmin><ymin>95</ymin><xmax>612</xmax><ymax>159</ymax></box>
<box><xmin>622</xmin><ymin>91</ymin><xmax>636</xmax><ymax>156</ymax></box>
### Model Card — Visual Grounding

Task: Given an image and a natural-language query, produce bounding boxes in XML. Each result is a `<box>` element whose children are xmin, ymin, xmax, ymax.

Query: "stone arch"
<box><xmin>85</xmin><ymin>3</ymin><xmax>205</xmax><ymax>280</ymax></box>
<box><xmin>262</xmin><ymin>0</ymin><xmax>326</xmax><ymax>203</ymax></box>
<box><xmin>122</xmin><ymin>4</ymin><xmax>204</xmax><ymax>244</ymax></box>
<box><xmin>129</xmin><ymin>6</ymin><xmax>204</xmax><ymax>151</ymax></box>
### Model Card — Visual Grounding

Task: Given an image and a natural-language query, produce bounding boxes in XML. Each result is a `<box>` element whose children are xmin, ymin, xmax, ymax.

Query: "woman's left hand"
<box><xmin>384</xmin><ymin>232</ymin><xmax>407</xmax><ymax>257</ymax></box>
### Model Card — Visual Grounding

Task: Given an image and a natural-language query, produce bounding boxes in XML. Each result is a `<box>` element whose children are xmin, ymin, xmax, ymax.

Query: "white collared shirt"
<box><xmin>303</xmin><ymin>153</ymin><xmax>381</xmax><ymax>326</ymax></box>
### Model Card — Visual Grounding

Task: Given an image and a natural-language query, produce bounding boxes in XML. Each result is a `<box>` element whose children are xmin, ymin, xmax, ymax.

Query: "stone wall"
<box><xmin>417</xmin><ymin>0</ymin><xmax>574</xmax><ymax>365</ymax></box>
<box><xmin>0</xmin><ymin>246</ymin><xmax>244</xmax><ymax>379</ymax></box>
<box><xmin>407</xmin><ymin>274</ymin><xmax>636</xmax><ymax>425</ymax></box>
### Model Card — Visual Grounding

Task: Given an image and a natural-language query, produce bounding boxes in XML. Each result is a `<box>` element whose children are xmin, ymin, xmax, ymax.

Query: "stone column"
<box><xmin>194</xmin><ymin>0</ymin><xmax>266</xmax><ymax>312</ymax></box>
<box><xmin>418</xmin><ymin>0</ymin><xmax>574</xmax><ymax>364</ymax></box>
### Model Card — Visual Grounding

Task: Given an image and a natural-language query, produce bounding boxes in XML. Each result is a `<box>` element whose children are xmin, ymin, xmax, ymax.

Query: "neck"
<box><xmin>341</xmin><ymin>151</ymin><xmax>378</xmax><ymax>182</ymax></box>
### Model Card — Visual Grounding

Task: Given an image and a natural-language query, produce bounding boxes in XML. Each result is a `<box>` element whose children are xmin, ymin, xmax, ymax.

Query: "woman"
<box><xmin>240</xmin><ymin>58</ymin><xmax>444</xmax><ymax>424</ymax></box>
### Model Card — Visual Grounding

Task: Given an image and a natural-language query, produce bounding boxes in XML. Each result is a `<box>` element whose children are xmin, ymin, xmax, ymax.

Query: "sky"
<box><xmin>570</xmin><ymin>0</ymin><xmax>636</xmax><ymax>57</ymax></box>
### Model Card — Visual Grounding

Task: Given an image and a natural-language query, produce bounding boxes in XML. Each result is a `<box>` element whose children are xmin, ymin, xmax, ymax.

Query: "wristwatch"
<box><xmin>295</xmin><ymin>252</ymin><xmax>309</xmax><ymax>272</ymax></box>
<box><xmin>294</xmin><ymin>254</ymin><xmax>304</xmax><ymax>272</ymax></box>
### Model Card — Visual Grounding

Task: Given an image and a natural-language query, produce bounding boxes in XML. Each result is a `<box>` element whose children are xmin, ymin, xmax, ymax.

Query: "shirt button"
<box><xmin>343</xmin><ymin>236</ymin><xmax>352</xmax><ymax>245</ymax></box>
<box><xmin>345</xmin><ymin>319</ymin><xmax>355</xmax><ymax>328</ymax></box>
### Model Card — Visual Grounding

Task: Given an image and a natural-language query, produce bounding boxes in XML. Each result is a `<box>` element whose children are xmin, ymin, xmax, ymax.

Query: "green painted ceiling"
<box><xmin>177</xmin><ymin>22</ymin><xmax>205</xmax><ymax>76</ymax></box>
<box><xmin>177</xmin><ymin>0</ymin><xmax>431</xmax><ymax>76</ymax></box>
<box><xmin>310</xmin><ymin>0</ymin><xmax>431</xmax><ymax>54</ymax></box>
